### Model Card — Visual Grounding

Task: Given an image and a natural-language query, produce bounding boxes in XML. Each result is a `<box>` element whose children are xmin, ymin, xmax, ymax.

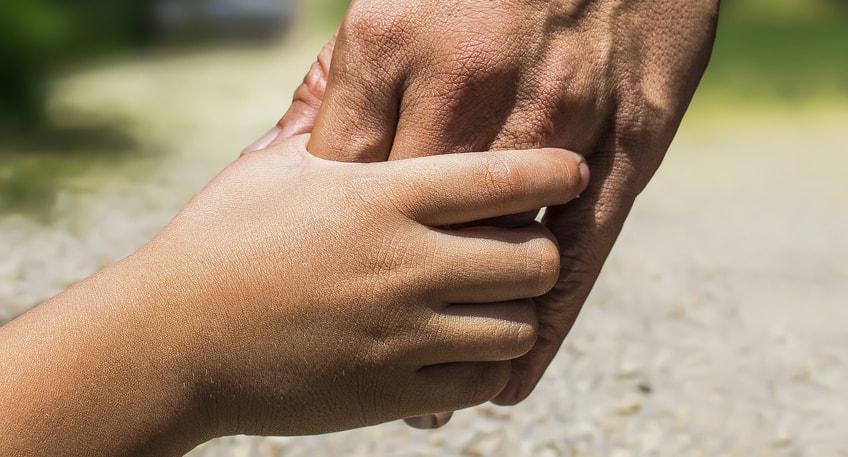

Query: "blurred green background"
<box><xmin>0</xmin><ymin>1</ymin><xmax>150</xmax><ymax>126</ymax></box>
<box><xmin>698</xmin><ymin>0</ymin><xmax>848</xmax><ymax>110</ymax></box>
<box><xmin>1</xmin><ymin>0</ymin><xmax>847</xmax><ymax>214</ymax></box>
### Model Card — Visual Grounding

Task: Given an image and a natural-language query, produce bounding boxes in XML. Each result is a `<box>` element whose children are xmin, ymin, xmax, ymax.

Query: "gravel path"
<box><xmin>2</xmin><ymin>40</ymin><xmax>846</xmax><ymax>456</ymax></box>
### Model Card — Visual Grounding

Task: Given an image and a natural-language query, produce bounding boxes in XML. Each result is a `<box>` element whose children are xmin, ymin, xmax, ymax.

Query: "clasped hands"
<box><xmin>245</xmin><ymin>0</ymin><xmax>719</xmax><ymax>428</ymax></box>
<box><xmin>0</xmin><ymin>1</ymin><xmax>718</xmax><ymax>455</ymax></box>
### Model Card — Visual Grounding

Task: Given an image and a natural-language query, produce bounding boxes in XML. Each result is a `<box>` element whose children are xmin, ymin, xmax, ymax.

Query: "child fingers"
<box><xmin>382</xmin><ymin>148</ymin><xmax>588</xmax><ymax>227</ymax></box>
<box><xmin>426</xmin><ymin>223</ymin><xmax>561</xmax><ymax>303</ymax></box>
<box><xmin>404</xmin><ymin>361</ymin><xmax>512</xmax><ymax>416</ymax></box>
<box><xmin>412</xmin><ymin>299</ymin><xmax>538</xmax><ymax>366</ymax></box>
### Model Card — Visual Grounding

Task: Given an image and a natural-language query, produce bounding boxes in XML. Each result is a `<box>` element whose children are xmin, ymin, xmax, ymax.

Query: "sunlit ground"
<box><xmin>1</xmin><ymin>1</ymin><xmax>847</xmax><ymax>455</ymax></box>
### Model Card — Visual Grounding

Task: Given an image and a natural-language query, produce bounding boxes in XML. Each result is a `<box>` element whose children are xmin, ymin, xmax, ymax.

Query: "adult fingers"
<box><xmin>488</xmin><ymin>9</ymin><xmax>719</xmax><ymax>405</ymax></box>
<box><xmin>307</xmin><ymin>9</ymin><xmax>406</xmax><ymax>163</ymax></box>
<box><xmin>380</xmin><ymin>148</ymin><xmax>589</xmax><ymax>227</ymax></box>
<box><xmin>490</xmin><ymin>134</ymin><xmax>659</xmax><ymax>406</ymax></box>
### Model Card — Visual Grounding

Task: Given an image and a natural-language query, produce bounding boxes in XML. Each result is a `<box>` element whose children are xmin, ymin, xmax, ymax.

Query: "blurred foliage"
<box><xmin>0</xmin><ymin>1</ymin><xmax>148</xmax><ymax>128</ymax></box>
<box><xmin>301</xmin><ymin>0</ymin><xmax>349</xmax><ymax>31</ymax></box>
<box><xmin>701</xmin><ymin>0</ymin><xmax>848</xmax><ymax>106</ymax></box>
<box><xmin>1</xmin><ymin>1</ymin><xmax>150</xmax><ymax>213</ymax></box>
<box><xmin>0</xmin><ymin>2</ymin><xmax>69</xmax><ymax>127</ymax></box>
<box><xmin>0</xmin><ymin>123</ymin><xmax>144</xmax><ymax>215</ymax></box>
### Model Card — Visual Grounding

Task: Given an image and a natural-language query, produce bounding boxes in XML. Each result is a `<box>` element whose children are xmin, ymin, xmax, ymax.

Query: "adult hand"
<box><xmin>246</xmin><ymin>0</ymin><xmax>719</xmax><ymax>415</ymax></box>
<box><xmin>1</xmin><ymin>136</ymin><xmax>588</xmax><ymax>456</ymax></box>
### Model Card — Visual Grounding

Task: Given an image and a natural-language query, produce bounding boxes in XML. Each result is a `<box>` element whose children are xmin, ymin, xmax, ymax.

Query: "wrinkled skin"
<box><xmin>0</xmin><ymin>137</ymin><xmax>588</xmax><ymax>456</ymax></box>
<box><xmin>246</xmin><ymin>0</ymin><xmax>720</xmax><ymax>425</ymax></box>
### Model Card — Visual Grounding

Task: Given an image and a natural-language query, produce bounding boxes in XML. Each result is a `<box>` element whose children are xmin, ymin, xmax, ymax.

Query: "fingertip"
<box><xmin>511</xmin><ymin>147</ymin><xmax>588</xmax><ymax>201</ymax></box>
<box><xmin>549</xmin><ymin>148</ymin><xmax>589</xmax><ymax>196</ymax></box>
<box><xmin>578</xmin><ymin>160</ymin><xmax>590</xmax><ymax>195</ymax></box>
<box><xmin>490</xmin><ymin>373</ymin><xmax>522</xmax><ymax>406</ymax></box>
<box><xmin>242</xmin><ymin>126</ymin><xmax>282</xmax><ymax>154</ymax></box>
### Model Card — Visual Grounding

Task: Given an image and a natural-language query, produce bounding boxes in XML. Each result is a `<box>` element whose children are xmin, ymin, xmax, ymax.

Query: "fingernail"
<box><xmin>493</xmin><ymin>374</ymin><xmax>521</xmax><ymax>405</ymax></box>
<box><xmin>433</xmin><ymin>411</ymin><xmax>453</xmax><ymax>427</ymax></box>
<box><xmin>243</xmin><ymin>126</ymin><xmax>282</xmax><ymax>153</ymax></box>
<box><xmin>578</xmin><ymin>160</ymin><xmax>590</xmax><ymax>195</ymax></box>
<box><xmin>404</xmin><ymin>412</ymin><xmax>453</xmax><ymax>429</ymax></box>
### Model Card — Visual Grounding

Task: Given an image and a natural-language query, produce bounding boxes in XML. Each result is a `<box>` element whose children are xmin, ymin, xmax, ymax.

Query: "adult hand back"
<box><xmin>249</xmin><ymin>0</ymin><xmax>719</xmax><ymax>410</ymax></box>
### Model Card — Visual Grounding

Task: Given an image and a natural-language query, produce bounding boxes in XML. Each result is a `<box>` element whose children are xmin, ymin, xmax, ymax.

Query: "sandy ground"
<box><xmin>1</xmin><ymin>38</ymin><xmax>846</xmax><ymax>456</ymax></box>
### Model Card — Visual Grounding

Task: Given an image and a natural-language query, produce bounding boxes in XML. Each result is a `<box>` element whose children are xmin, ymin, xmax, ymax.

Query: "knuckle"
<box><xmin>475</xmin><ymin>156</ymin><xmax>524</xmax><ymax>204</ymax></box>
<box><xmin>302</xmin><ymin>61</ymin><xmax>328</xmax><ymax>96</ymax></box>
<box><xmin>431</xmin><ymin>32</ymin><xmax>518</xmax><ymax>102</ymax></box>
<box><xmin>493</xmin><ymin>110</ymin><xmax>557</xmax><ymax>150</ymax></box>
<box><xmin>317</xmin><ymin>37</ymin><xmax>336</xmax><ymax>71</ymax></box>
<box><xmin>439</xmin><ymin>33</ymin><xmax>500</xmax><ymax>78</ymax></box>
<box><xmin>420</xmin><ymin>32</ymin><xmax>522</xmax><ymax>149</ymax></box>
<box><xmin>342</xmin><ymin>4</ymin><xmax>413</xmax><ymax>59</ymax></box>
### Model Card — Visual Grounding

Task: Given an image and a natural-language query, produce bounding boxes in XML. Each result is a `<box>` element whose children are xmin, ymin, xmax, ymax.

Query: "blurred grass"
<box><xmin>301</xmin><ymin>0</ymin><xmax>349</xmax><ymax>32</ymax></box>
<box><xmin>0</xmin><ymin>2</ymin><xmax>149</xmax><ymax>127</ymax></box>
<box><xmin>0</xmin><ymin>121</ymin><xmax>148</xmax><ymax>215</ymax></box>
<box><xmin>692</xmin><ymin>0</ymin><xmax>848</xmax><ymax>118</ymax></box>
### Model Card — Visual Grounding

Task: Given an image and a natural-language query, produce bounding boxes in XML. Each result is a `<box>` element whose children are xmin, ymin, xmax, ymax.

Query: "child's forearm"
<box><xmin>0</xmin><ymin>254</ymin><xmax>208</xmax><ymax>457</ymax></box>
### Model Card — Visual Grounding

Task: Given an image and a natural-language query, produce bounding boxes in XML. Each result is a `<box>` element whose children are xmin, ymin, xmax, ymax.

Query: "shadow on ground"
<box><xmin>0</xmin><ymin>115</ymin><xmax>152</xmax><ymax>217</ymax></box>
